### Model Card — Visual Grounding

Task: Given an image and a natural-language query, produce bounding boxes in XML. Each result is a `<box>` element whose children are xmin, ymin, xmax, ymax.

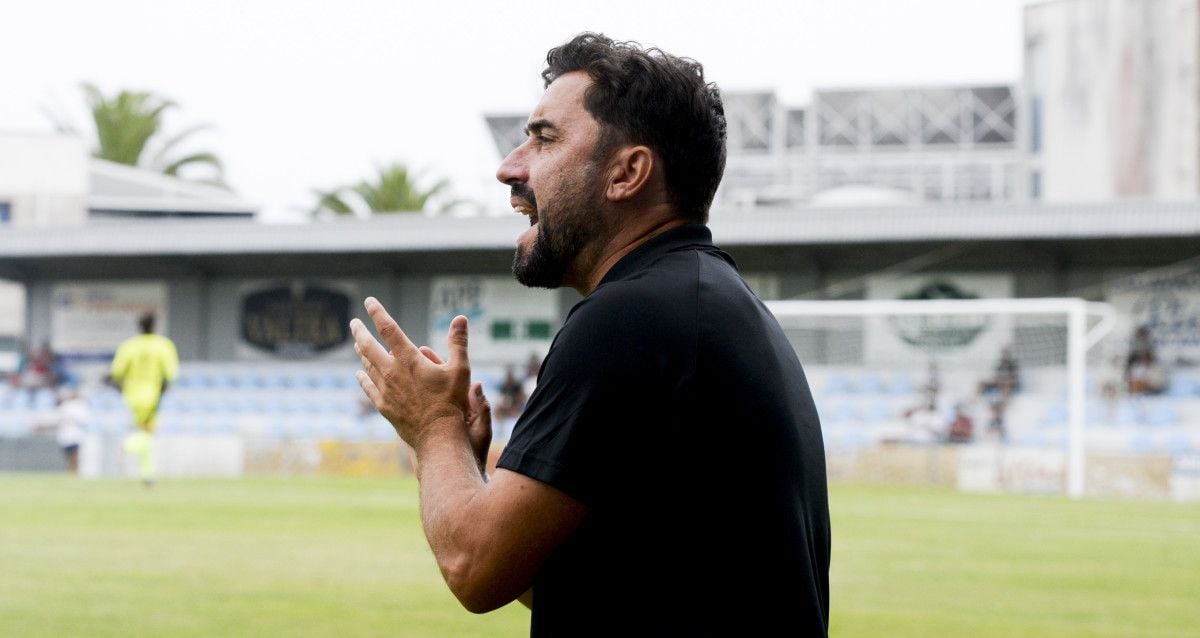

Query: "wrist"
<box><xmin>410</xmin><ymin>413</ymin><xmax>468</xmax><ymax>454</ymax></box>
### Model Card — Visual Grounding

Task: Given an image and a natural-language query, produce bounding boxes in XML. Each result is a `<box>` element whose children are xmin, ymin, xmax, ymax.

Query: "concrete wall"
<box><xmin>1026</xmin><ymin>0</ymin><xmax>1200</xmax><ymax>201</ymax></box>
<box><xmin>0</xmin><ymin>133</ymin><xmax>88</xmax><ymax>227</ymax></box>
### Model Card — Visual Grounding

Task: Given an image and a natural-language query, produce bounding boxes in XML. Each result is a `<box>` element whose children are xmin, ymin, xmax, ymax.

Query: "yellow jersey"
<box><xmin>111</xmin><ymin>333</ymin><xmax>180</xmax><ymax>409</ymax></box>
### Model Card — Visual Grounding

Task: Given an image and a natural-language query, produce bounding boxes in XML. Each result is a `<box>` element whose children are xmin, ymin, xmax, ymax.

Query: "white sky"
<box><xmin>0</xmin><ymin>0</ymin><xmax>1031</xmax><ymax>221</ymax></box>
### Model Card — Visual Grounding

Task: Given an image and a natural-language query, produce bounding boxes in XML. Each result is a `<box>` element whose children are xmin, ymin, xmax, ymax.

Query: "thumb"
<box><xmin>447</xmin><ymin>315</ymin><xmax>470</xmax><ymax>368</ymax></box>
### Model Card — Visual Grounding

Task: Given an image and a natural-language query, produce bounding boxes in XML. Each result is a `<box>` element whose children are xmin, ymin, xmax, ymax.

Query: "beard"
<box><xmin>512</xmin><ymin>171</ymin><xmax>606</xmax><ymax>289</ymax></box>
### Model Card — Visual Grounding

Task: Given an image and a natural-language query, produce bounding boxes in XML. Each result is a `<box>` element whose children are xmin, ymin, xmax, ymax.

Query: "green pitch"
<box><xmin>1</xmin><ymin>476</ymin><xmax>1197</xmax><ymax>637</ymax></box>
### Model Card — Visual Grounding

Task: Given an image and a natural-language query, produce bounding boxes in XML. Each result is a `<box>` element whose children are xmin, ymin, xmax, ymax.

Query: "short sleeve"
<box><xmin>496</xmin><ymin>276</ymin><xmax>696</xmax><ymax>506</ymax></box>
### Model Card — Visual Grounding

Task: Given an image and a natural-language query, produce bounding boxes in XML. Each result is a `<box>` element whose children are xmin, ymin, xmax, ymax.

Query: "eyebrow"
<box><xmin>524</xmin><ymin>118</ymin><xmax>558</xmax><ymax>136</ymax></box>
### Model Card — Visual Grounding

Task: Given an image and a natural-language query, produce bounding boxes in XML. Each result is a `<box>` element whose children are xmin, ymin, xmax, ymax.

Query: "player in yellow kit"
<box><xmin>111</xmin><ymin>313</ymin><xmax>179</xmax><ymax>485</ymax></box>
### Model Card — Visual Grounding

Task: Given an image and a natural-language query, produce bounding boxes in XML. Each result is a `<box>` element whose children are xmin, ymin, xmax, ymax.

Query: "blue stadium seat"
<box><xmin>33</xmin><ymin>388</ymin><xmax>57</xmax><ymax>410</ymax></box>
<box><xmin>862</xmin><ymin>401</ymin><xmax>893</xmax><ymax>423</ymax></box>
<box><xmin>1116</xmin><ymin>401</ymin><xmax>1143</xmax><ymax>426</ymax></box>
<box><xmin>263</xmin><ymin>373</ymin><xmax>290</xmax><ymax>390</ymax></box>
<box><xmin>824</xmin><ymin>375</ymin><xmax>852</xmax><ymax>395</ymax></box>
<box><xmin>858</xmin><ymin>374</ymin><xmax>885</xmax><ymax>394</ymax></box>
<box><xmin>1146</xmin><ymin>402</ymin><xmax>1177</xmax><ymax>427</ymax></box>
<box><xmin>1167</xmin><ymin>375</ymin><xmax>1198</xmax><ymax>397</ymax></box>
<box><xmin>1167</xmin><ymin>434</ymin><xmax>1194</xmax><ymax>455</ymax></box>
<box><xmin>1040</xmin><ymin>403</ymin><xmax>1067</xmax><ymax>428</ymax></box>
<box><xmin>1015</xmin><ymin>430</ymin><xmax>1047</xmax><ymax>449</ymax></box>
<box><xmin>889</xmin><ymin>374</ymin><xmax>915</xmax><ymax>395</ymax></box>
<box><xmin>831</xmin><ymin>403</ymin><xmax>858</xmax><ymax>423</ymax></box>
<box><xmin>1128</xmin><ymin>432</ymin><xmax>1156</xmax><ymax>454</ymax></box>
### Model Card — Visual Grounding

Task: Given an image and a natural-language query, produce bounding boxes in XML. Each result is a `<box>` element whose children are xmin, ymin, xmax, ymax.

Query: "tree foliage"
<box><xmin>311</xmin><ymin>163</ymin><xmax>454</xmax><ymax>217</ymax></box>
<box><xmin>77</xmin><ymin>83</ymin><xmax>227</xmax><ymax>187</ymax></box>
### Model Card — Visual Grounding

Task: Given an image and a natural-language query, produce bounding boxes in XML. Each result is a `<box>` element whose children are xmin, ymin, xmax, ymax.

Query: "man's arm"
<box><xmin>351</xmin><ymin>297</ymin><xmax>586</xmax><ymax>613</ymax></box>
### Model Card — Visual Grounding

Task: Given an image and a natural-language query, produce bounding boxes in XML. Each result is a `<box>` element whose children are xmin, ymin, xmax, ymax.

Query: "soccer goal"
<box><xmin>766</xmin><ymin>298</ymin><xmax>1117</xmax><ymax>499</ymax></box>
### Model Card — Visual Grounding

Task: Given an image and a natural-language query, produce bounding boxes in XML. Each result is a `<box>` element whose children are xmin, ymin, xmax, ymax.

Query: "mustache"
<box><xmin>510</xmin><ymin>184</ymin><xmax>537</xmax><ymax>209</ymax></box>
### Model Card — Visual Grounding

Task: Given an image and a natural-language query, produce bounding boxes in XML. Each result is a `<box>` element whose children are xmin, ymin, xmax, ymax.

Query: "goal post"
<box><xmin>766</xmin><ymin>298</ymin><xmax>1117</xmax><ymax>499</ymax></box>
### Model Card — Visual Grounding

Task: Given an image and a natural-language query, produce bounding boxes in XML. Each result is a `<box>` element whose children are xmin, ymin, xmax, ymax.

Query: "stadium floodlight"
<box><xmin>767</xmin><ymin>297</ymin><xmax>1117</xmax><ymax>500</ymax></box>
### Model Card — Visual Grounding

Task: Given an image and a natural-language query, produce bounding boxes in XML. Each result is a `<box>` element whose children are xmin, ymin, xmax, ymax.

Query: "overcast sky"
<box><xmin>0</xmin><ymin>0</ymin><xmax>1031</xmax><ymax>221</ymax></box>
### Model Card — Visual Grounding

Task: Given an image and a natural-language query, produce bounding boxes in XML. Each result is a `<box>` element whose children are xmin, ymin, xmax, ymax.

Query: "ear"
<box><xmin>605</xmin><ymin>145</ymin><xmax>654</xmax><ymax>203</ymax></box>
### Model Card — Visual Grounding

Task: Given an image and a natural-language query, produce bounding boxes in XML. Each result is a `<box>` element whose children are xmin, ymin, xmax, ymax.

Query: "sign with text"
<box><xmin>50</xmin><ymin>281</ymin><xmax>167</xmax><ymax>357</ymax></box>
<box><xmin>865</xmin><ymin>273</ymin><xmax>1014</xmax><ymax>366</ymax></box>
<box><xmin>430</xmin><ymin>276</ymin><xmax>556</xmax><ymax>365</ymax></box>
<box><xmin>239</xmin><ymin>282</ymin><xmax>351</xmax><ymax>359</ymax></box>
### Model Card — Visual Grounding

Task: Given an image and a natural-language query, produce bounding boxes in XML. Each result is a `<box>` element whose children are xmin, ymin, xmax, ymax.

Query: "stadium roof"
<box><xmin>1</xmin><ymin>200</ymin><xmax>1196</xmax><ymax>279</ymax></box>
<box><xmin>88</xmin><ymin>159</ymin><xmax>257</xmax><ymax>218</ymax></box>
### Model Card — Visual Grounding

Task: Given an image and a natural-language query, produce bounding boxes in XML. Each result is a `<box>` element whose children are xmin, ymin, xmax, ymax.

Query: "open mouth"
<box><xmin>514</xmin><ymin>204</ymin><xmax>538</xmax><ymax>225</ymax></box>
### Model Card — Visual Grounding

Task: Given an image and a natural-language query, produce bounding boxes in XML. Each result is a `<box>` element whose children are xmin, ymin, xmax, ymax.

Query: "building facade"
<box><xmin>1023</xmin><ymin>0</ymin><xmax>1200</xmax><ymax>202</ymax></box>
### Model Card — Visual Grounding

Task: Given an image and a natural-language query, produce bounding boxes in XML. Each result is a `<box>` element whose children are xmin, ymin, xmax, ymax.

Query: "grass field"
<box><xmin>1</xmin><ymin>475</ymin><xmax>1197</xmax><ymax>637</ymax></box>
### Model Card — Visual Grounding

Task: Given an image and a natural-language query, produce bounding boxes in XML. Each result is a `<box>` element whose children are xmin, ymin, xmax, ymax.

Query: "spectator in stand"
<box><xmin>17</xmin><ymin>341</ymin><xmax>61</xmax><ymax>390</ymax></box>
<box><xmin>1126</xmin><ymin>350</ymin><xmax>1167</xmax><ymax>396</ymax></box>
<box><xmin>985</xmin><ymin>400</ymin><xmax>1007</xmax><ymax>442</ymax></box>
<box><xmin>1124</xmin><ymin>325</ymin><xmax>1168</xmax><ymax>396</ymax></box>
<box><xmin>496</xmin><ymin>365</ymin><xmax>527</xmax><ymax>419</ymax></box>
<box><xmin>977</xmin><ymin>346</ymin><xmax>1019</xmax><ymax>441</ymax></box>
<box><xmin>979</xmin><ymin>346</ymin><xmax>1020</xmax><ymax>399</ymax></box>
<box><xmin>921</xmin><ymin>360</ymin><xmax>941</xmax><ymax>405</ymax></box>
<box><xmin>901</xmin><ymin>398</ymin><xmax>943</xmax><ymax>444</ymax></box>
<box><xmin>946</xmin><ymin>404</ymin><xmax>974</xmax><ymax>443</ymax></box>
<box><xmin>522</xmin><ymin>352</ymin><xmax>541</xmax><ymax>398</ymax></box>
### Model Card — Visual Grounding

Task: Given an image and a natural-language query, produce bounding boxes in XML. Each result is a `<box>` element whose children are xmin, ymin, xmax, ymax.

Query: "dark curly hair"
<box><xmin>542</xmin><ymin>33</ymin><xmax>727</xmax><ymax>224</ymax></box>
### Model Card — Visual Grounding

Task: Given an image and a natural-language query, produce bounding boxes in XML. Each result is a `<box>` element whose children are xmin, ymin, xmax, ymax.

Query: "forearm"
<box><xmin>414</xmin><ymin>422</ymin><xmax>511</xmax><ymax>612</ymax></box>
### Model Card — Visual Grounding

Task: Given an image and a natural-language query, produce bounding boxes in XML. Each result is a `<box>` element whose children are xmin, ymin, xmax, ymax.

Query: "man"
<box><xmin>111</xmin><ymin>313</ymin><xmax>179</xmax><ymax>485</ymax></box>
<box><xmin>351</xmin><ymin>33</ymin><xmax>830</xmax><ymax>635</ymax></box>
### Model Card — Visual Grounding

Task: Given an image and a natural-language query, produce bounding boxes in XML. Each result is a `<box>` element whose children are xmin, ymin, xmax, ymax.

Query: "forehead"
<box><xmin>528</xmin><ymin>71</ymin><xmax>597</xmax><ymax>131</ymax></box>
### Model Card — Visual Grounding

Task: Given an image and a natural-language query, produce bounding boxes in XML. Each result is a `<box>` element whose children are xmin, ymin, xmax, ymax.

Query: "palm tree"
<box><xmin>61</xmin><ymin>83</ymin><xmax>227</xmax><ymax>186</ymax></box>
<box><xmin>311</xmin><ymin>162</ymin><xmax>454</xmax><ymax>217</ymax></box>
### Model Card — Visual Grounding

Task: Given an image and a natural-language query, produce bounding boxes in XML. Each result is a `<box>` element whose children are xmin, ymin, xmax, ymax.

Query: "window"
<box><xmin>525</xmin><ymin>320</ymin><xmax>552</xmax><ymax>340</ymax></box>
<box><xmin>1030</xmin><ymin>97</ymin><xmax>1042</xmax><ymax>153</ymax></box>
<box><xmin>0</xmin><ymin>201</ymin><xmax>10</xmax><ymax>224</ymax></box>
<box><xmin>491</xmin><ymin>321</ymin><xmax>514</xmax><ymax>340</ymax></box>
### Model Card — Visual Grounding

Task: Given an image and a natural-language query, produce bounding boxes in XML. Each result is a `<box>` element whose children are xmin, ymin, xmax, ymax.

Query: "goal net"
<box><xmin>766</xmin><ymin>298</ymin><xmax>1116</xmax><ymax>499</ymax></box>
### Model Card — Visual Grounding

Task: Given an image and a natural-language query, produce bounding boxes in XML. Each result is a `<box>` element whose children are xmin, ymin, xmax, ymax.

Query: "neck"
<box><xmin>568</xmin><ymin>211</ymin><xmax>690</xmax><ymax>296</ymax></box>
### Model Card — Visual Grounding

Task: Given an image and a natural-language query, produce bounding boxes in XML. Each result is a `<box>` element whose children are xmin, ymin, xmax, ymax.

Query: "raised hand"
<box><xmin>350</xmin><ymin>297</ymin><xmax>473</xmax><ymax>449</ymax></box>
<box><xmin>416</xmin><ymin>348</ymin><xmax>493</xmax><ymax>475</ymax></box>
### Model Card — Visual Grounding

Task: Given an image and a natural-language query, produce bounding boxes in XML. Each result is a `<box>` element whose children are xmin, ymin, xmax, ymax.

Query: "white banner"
<box><xmin>865</xmin><ymin>273</ymin><xmax>1014</xmax><ymax>366</ymax></box>
<box><xmin>1106</xmin><ymin>271</ymin><xmax>1200</xmax><ymax>364</ymax></box>
<box><xmin>50</xmin><ymin>281</ymin><xmax>167</xmax><ymax>357</ymax></box>
<box><xmin>430</xmin><ymin>276</ymin><xmax>556</xmax><ymax>366</ymax></box>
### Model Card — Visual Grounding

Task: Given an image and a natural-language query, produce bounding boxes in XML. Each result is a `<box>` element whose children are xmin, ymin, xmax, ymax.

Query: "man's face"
<box><xmin>496</xmin><ymin>72</ymin><xmax>609</xmax><ymax>289</ymax></box>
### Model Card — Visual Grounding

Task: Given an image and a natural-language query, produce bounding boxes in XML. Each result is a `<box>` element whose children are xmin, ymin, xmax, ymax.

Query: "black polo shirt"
<box><xmin>497</xmin><ymin>224</ymin><xmax>830</xmax><ymax>637</ymax></box>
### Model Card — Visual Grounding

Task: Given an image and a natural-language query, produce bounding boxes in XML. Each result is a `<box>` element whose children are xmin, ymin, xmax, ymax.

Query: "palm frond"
<box><xmin>149</xmin><ymin>123</ymin><xmax>213</xmax><ymax>170</ymax></box>
<box><xmin>311</xmin><ymin>188</ymin><xmax>356</xmax><ymax>216</ymax></box>
<box><xmin>161</xmin><ymin>151</ymin><xmax>223</xmax><ymax>178</ymax></box>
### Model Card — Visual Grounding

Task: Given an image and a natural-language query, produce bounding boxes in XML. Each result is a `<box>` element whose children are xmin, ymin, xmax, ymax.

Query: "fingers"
<box><xmin>446</xmin><ymin>315</ymin><xmax>470</xmax><ymax>369</ymax></box>
<box><xmin>418</xmin><ymin>346</ymin><xmax>444</xmax><ymax>364</ymax></box>
<box><xmin>468</xmin><ymin>381</ymin><xmax>492</xmax><ymax>428</ymax></box>
<box><xmin>364</xmin><ymin>296</ymin><xmax>416</xmax><ymax>355</ymax></box>
<box><xmin>355</xmin><ymin>369</ymin><xmax>382</xmax><ymax>407</ymax></box>
<box><xmin>350</xmin><ymin>319</ymin><xmax>392</xmax><ymax>372</ymax></box>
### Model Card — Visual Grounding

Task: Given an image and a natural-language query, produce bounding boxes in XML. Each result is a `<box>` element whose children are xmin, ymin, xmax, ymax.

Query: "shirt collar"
<box><xmin>597</xmin><ymin>223</ymin><xmax>723</xmax><ymax>287</ymax></box>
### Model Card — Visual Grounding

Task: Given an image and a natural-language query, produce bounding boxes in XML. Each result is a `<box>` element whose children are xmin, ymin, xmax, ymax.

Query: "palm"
<box><xmin>80</xmin><ymin>83</ymin><xmax>226</xmax><ymax>187</ymax></box>
<box><xmin>463</xmin><ymin>382</ymin><xmax>493</xmax><ymax>473</ymax></box>
<box><xmin>417</xmin><ymin>346</ymin><xmax>492</xmax><ymax>473</ymax></box>
<box><xmin>310</xmin><ymin>162</ymin><xmax>455</xmax><ymax>217</ymax></box>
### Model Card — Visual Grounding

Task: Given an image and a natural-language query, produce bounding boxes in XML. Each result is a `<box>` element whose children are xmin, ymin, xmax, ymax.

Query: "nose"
<box><xmin>496</xmin><ymin>143</ymin><xmax>528</xmax><ymax>186</ymax></box>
